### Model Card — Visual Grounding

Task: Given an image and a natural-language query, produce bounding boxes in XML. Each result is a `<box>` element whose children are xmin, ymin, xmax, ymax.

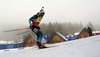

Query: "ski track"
<box><xmin>0</xmin><ymin>35</ymin><xmax>100</xmax><ymax>57</ymax></box>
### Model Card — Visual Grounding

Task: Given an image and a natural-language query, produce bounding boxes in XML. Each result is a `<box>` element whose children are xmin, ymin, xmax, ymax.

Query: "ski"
<box><xmin>38</xmin><ymin>46</ymin><xmax>57</xmax><ymax>49</ymax></box>
<box><xmin>2</xmin><ymin>28</ymin><xmax>29</xmax><ymax>32</ymax></box>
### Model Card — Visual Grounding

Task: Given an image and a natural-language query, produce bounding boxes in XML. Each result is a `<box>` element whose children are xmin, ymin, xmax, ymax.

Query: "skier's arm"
<box><xmin>29</xmin><ymin>17</ymin><xmax>33</xmax><ymax>25</ymax></box>
<box><xmin>90</xmin><ymin>28</ymin><xmax>92</xmax><ymax>32</ymax></box>
<box><xmin>29</xmin><ymin>15</ymin><xmax>38</xmax><ymax>25</ymax></box>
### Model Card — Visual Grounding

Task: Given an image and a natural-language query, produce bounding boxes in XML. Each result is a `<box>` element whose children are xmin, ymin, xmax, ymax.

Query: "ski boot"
<box><xmin>37</xmin><ymin>42</ymin><xmax>48</xmax><ymax>49</ymax></box>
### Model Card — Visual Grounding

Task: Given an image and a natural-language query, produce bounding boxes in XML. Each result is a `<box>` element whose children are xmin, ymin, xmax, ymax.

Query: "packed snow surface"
<box><xmin>0</xmin><ymin>35</ymin><xmax>100</xmax><ymax>57</ymax></box>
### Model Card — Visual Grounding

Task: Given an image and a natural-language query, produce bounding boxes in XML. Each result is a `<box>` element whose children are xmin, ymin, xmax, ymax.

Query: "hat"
<box><xmin>39</xmin><ymin>10</ymin><xmax>45</xmax><ymax>14</ymax></box>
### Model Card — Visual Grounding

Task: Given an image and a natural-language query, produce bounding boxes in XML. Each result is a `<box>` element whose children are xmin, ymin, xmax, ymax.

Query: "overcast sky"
<box><xmin>0</xmin><ymin>0</ymin><xmax>100</xmax><ymax>27</ymax></box>
<box><xmin>0</xmin><ymin>0</ymin><xmax>100</xmax><ymax>41</ymax></box>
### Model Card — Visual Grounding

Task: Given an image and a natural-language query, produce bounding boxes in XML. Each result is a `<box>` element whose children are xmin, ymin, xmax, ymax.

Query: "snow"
<box><xmin>0</xmin><ymin>40</ymin><xmax>17</xmax><ymax>44</ymax></box>
<box><xmin>0</xmin><ymin>35</ymin><xmax>100</xmax><ymax>57</ymax></box>
<box><xmin>56</xmin><ymin>31</ymin><xmax>68</xmax><ymax>41</ymax></box>
<box><xmin>92</xmin><ymin>31</ymin><xmax>100</xmax><ymax>33</ymax></box>
<box><xmin>74</xmin><ymin>32</ymin><xmax>79</xmax><ymax>35</ymax></box>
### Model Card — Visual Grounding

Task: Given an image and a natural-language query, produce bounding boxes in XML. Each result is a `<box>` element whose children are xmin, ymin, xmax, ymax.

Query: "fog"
<box><xmin>0</xmin><ymin>0</ymin><xmax>100</xmax><ymax>41</ymax></box>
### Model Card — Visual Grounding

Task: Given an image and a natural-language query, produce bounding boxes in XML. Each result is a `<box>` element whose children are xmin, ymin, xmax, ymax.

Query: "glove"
<box><xmin>38</xmin><ymin>26</ymin><xmax>40</xmax><ymax>30</ymax></box>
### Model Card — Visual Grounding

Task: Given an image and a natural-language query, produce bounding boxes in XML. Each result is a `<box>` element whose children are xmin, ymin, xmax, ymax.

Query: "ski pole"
<box><xmin>15</xmin><ymin>30</ymin><xmax>32</xmax><ymax>36</ymax></box>
<box><xmin>2</xmin><ymin>28</ymin><xmax>29</xmax><ymax>32</ymax></box>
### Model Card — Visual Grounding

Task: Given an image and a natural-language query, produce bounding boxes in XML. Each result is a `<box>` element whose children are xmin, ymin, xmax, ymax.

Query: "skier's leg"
<box><xmin>37</xmin><ymin>31</ymin><xmax>43</xmax><ymax>42</ymax></box>
<box><xmin>36</xmin><ymin>31</ymin><xmax>47</xmax><ymax>49</ymax></box>
<box><xmin>90</xmin><ymin>32</ymin><xmax>92</xmax><ymax>36</ymax></box>
<box><xmin>36</xmin><ymin>31</ymin><xmax>43</xmax><ymax>47</ymax></box>
<box><xmin>31</xmin><ymin>25</ymin><xmax>40</xmax><ymax>47</ymax></box>
<box><xmin>31</xmin><ymin>25</ymin><xmax>47</xmax><ymax>49</ymax></box>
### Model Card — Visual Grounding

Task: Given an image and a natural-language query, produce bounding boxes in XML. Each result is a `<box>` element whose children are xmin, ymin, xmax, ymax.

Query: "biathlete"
<box><xmin>29</xmin><ymin>8</ymin><xmax>47</xmax><ymax>49</ymax></box>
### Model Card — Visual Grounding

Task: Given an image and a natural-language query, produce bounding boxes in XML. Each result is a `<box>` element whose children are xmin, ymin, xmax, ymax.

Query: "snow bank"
<box><xmin>0</xmin><ymin>35</ymin><xmax>100</xmax><ymax>57</ymax></box>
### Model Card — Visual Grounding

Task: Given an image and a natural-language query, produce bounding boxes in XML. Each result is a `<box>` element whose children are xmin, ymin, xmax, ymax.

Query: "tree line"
<box><xmin>40</xmin><ymin>22</ymin><xmax>94</xmax><ymax>36</ymax></box>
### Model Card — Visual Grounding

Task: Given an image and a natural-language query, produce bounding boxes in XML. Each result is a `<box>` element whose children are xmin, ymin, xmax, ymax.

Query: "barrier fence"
<box><xmin>0</xmin><ymin>35</ymin><xmax>77</xmax><ymax>50</ymax></box>
<box><xmin>0</xmin><ymin>43</ymin><xmax>25</xmax><ymax>50</ymax></box>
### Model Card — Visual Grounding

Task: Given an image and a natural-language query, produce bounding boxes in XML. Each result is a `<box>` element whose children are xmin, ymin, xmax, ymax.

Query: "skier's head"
<box><xmin>39</xmin><ymin>10</ymin><xmax>45</xmax><ymax>17</ymax></box>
